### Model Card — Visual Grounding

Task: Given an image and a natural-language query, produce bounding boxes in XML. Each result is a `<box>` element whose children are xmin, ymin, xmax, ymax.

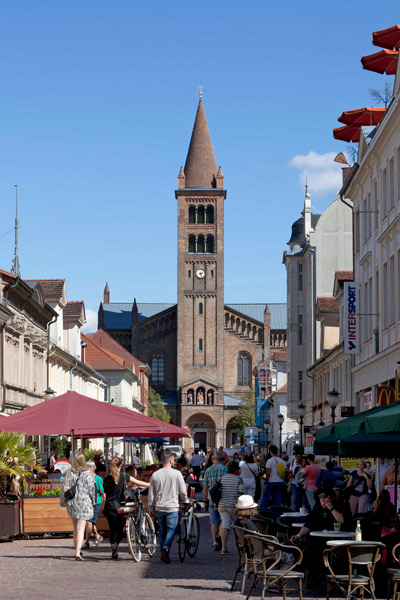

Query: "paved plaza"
<box><xmin>0</xmin><ymin>512</ymin><xmax>342</xmax><ymax>600</ymax></box>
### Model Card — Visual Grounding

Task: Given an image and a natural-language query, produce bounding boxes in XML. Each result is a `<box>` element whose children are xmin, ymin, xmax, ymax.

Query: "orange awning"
<box><xmin>373</xmin><ymin>25</ymin><xmax>400</xmax><ymax>50</ymax></box>
<box><xmin>338</xmin><ymin>107</ymin><xmax>386</xmax><ymax>127</ymax></box>
<box><xmin>361</xmin><ymin>49</ymin><xmax>398</xmax><ymax>75</ymax></box>
<box><xmin>333</xmin><ymin>125</ymin><xmax>361</xmax><ymax>143</ymax></box>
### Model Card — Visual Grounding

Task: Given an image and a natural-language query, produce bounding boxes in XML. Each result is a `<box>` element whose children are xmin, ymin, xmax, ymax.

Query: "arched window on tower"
<box><xmin>197</xmin><ymin>206</ymin><xmax>205</xmax><ymax>224</ymax></box>
<box><xmin>151</xmin><ymin>353</ymin><xmax>165</xmax><ymax>384</ymax></box>
<box><xmin>206</xmin><ymin>205</ymin><xmax>214</xmax><ymax>224</ymax></box>
<box><xmin>206</xmin><ymin>235</ymin><xmax>214</xmax><ymax>253</ymax></box>
<box><xmin>237</xmin><ymin>352</ymin><xmax>251</xmax><ymax>386</ymax></box>
<box><xmin>188</xmin><ymin>235</ymin><xmax>196</xmax><ymax>253</ymax></box>
<box><xmin>197</xmin><ymin>235</ymin><xmax>205</xmax><ymax>253</ymax></box>
<box><xmin>189</xmin><ymin>206</ymin><xmax>196</xmax><ymax>224</ymax></box>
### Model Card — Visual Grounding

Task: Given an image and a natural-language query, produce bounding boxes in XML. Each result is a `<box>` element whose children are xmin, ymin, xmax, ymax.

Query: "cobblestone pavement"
<box><xmin>0</xmin><ymin>512</ymin><xmax>340</xmax><ymax>600</ymax></box>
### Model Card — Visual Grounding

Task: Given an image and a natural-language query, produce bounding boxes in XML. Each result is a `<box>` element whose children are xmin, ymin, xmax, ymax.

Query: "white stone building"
<box><xmin>283</xmin><ymin>190</ymin><xmax>353</xmax><ymax>426</ymax></box>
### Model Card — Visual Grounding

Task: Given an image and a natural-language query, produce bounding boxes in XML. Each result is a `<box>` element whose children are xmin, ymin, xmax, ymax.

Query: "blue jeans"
<box><xmin>291</xmin><ymin>484</ymin><xmax>302</xmax><ymax>511</ymax></box>
<box><xmin>259</xmin><ymin>482</ymin><xmax>284</xmax><ymax>509</ymax></box>
<box><xmin>155</xmin><ymin>510</ymin><xmax>179</xmax><ymax>553</ymax></box>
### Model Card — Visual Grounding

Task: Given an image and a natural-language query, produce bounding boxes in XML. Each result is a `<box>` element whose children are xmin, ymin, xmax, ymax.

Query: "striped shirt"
<box><xmin>204</xmin><ymin>462</ymin><xmax>228</xmax><ymax>506</ymax></box>
<box><xmin>219</xmin><ymin>474</ymin><xmax>244</xmax><ymax>508</ymax></box>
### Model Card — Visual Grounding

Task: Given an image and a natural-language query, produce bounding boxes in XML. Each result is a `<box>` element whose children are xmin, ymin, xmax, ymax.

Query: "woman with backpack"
<box><xmin>346</xmin><ymin>459</ymin><xmax>373</xmax><ymax>515</ymax></box>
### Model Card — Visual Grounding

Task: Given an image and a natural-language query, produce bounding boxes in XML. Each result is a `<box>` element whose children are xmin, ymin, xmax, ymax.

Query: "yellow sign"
<box><xmin>340</xmin><ymin>458</ymin><xmax>374</xmax><ymax>470</ymax></box>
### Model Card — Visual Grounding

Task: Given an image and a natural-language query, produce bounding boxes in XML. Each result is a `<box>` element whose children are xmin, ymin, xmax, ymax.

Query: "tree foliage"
<box><xmin>148</xmin><ymin>387</ymin><xmax>171</xmax><ymax>423</ymax></box>
<box><xmin>232</xmin><ymin>390</ymin><xmax>255</xmax><ymax>437</ymax></box>
<box><xmin>0</xmin><ymin>431</ymin><xmax>45</xmax><ymax>500</ymax></box>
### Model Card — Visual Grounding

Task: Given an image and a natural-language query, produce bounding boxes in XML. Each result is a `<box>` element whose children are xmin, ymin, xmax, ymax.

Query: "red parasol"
<box><xmin>373</xmin><ymin>25</ymin><xmax>400</xmax><ymax>50</ymax></box>
<box><xmin>361</xmin><ymin>49</ymin><xmax>398</xmax><ymax>75</ymax></box>
<box><xmin>0</xmin><ymin>391</ymin><xmax>191</xmax><ymax>438</ymax></box>
<box><xmin>337</xmin><ymin>107</ymin><xmax>386</xmax><ymax>127</ymax></box>
<box><xmin>333</xmin><ymin>125</ymin><xmax>361</xmax><ymax>144</ymax></box>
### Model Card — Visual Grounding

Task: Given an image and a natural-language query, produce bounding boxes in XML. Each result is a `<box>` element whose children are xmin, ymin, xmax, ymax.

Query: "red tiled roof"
<box><xmin>0</xmin><ymin>268</ymin><xmax>16</xmax><ymax>279</ymax></box>
<box><xmin>24</xmin><ymin>279</ymin><xmax>65</xmax><ymax>299</ymax></box>
<box><xmin>273</xmin><ymin>349</ymin><xmax>287</xmax><ymax>362</ymax></box>
<box><xmin>335</xmin><ymin>271</ymin><xmax>353</xmax><ymax>283</ymax></box>
<box><xmin>275</xmin><ymin>383</ymin><xmax>287</xmax><ymax>394</ymax></box>
<box><xmin>317</xmin><ymin>297</ymin><xmax>340</xmax><ymax>312</ymax></box>
<box><xmin>82</xmin><ymin>333</ymin><xmax>127</xmax><ymax>371</ymax></box>
<box><xmin>63</xmin><ymin>301</ymin><xmax>86</xmax><ymax>323</ymax></box>
<box><xmin>88</xmin><ymin>329</ymin><xmax>147</xmax><ymax>376</ymax></box>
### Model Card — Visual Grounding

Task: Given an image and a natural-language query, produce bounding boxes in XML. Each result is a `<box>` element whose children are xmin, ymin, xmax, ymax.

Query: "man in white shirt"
<box><xmin>148</xmin><ymin>450</ymin><xmax>188</xmax><ymax>564</ymax></box>
<box><xmin>259</xmin><ymin>445</ymin><xmax>286</xmax><ymax>509</ymax></box>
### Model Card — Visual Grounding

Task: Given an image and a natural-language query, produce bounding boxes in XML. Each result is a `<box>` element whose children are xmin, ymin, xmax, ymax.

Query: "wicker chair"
<box><xmin>323</xmin><ymin>541</ymin><xmax>385</xmax><ymax>600</ymax></box>
<box><xmin>389</xmin><ymin>542</ymin><xmax>400</xmax><ymax>600</ymax></box>
<box><xmin>245</xmin><ymin>533</ymin><xmax>304</xmax><ymax>600</ymax></box>
<box><xmin>230</xmin><ymin>526</ymin><xmax>276</xmax><ymax>594</ymax></box>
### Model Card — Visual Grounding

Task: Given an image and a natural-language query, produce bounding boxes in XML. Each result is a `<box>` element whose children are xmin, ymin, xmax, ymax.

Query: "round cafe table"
<box><xmin>292</xmin><ymin>522</ymin><xmax>306</xmax><ymax>528</ymax></box>
<box><xmin>310</xmin><ymin>530</ymin><xmax>355</xmax><ymax>540</ymax></box>
<box><xmin>327</xmin><ymin>538</ymin><xmax>363</xmax><ymax>547</ymax></box>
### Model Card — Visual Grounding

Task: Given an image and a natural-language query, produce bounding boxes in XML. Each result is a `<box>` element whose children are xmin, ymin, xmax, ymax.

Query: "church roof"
<box><xmin>103</xmin><ymin>303</ymin><xmax>175</xmax><ymax>329</ymax></box>
<box><xmin>288</xmin><ymin>214</ymin><xmax>321</xmax><ymax>244</ymax></box>
<box><xmin>226</xmin><ymin>303</ymin><xmax>287</xmax><ymax>330</ymax></box>
<box><xmin>184</xmin><ymin>97</ymin><xmax>218</xmax><ymax>188</ymax></box>
<box><xmin>102</xmin><ymin>302</ymin><xmax>287</xmax><ymax>330</ymax></box>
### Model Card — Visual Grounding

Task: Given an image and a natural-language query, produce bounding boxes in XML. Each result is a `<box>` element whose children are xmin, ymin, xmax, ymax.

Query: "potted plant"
<box><xmin>0</xmin><ymin>431</ymin><xmax>45</xmax><ymax>538</ymax></box>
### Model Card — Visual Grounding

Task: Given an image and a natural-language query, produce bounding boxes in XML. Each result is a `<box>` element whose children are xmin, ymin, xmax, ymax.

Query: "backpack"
<box><xmin>275</xmin><ymin>459</ymin><xmax>286</xmax><ymax>480</ymax></box>
<box><xmin>209</xmin><ymin>480</ymin><xmax>222</xmax><ymax>506</ymax></box>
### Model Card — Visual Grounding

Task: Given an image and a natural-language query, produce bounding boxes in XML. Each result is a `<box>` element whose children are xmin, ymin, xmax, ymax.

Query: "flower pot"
<box><xmin>0</xmin><ymin>500</ymin><xmax>20</xmax><ymax>538</ymax></box>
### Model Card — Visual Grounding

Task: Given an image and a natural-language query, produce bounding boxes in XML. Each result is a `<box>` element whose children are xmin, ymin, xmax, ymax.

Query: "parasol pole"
<box><xmin>105</xmin><ymin>435</ymin><xmax>109</xmax><ymax>472</ymax></box>
<box><xmin>395</xmin><ymin>457</ymin><xmax>398</xmax><ymax>514</ymax></box>
<box><xmin>123</xmin><ymin>437</ymin><xmax>126</xmax><ymax>467</ymax></box>
<box><xmin>376</xmin><ymin>459</ymin><xmax>380</xmax><ymax>495</ymax></box>
<box><xmin>71</xmin><ymin>429</ymin><xmax>74</xmax><ymax>458</ymax></box>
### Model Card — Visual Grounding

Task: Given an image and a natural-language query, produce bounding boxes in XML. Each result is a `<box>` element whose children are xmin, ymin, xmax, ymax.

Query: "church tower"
<box><xmin>176</xmin><ymin>93</ymin><xmax>226</xmax><ymax>443</ymax></box>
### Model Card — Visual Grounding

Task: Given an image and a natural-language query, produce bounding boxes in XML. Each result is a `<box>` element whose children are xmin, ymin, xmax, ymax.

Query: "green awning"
<box><xmin>366</xmin><ymin>401</ymin><xmax>400</xmax><ymax>434</ymax></box>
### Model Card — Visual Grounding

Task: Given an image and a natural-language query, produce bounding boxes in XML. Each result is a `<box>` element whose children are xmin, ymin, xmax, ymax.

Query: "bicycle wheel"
<box><xmin>187</xmin><ymin>514</ymin><xmax>200</xmax><ymax>558</ymax></box>
<box><xmin>177</xmin><ymin>518</ymin><xmax>187</xmax><ymax>562</ymax></box>
<box><xmin>144</xmin><ymin>513</ymin><xmax>157</xmax><ymax>557</ymax></box>
<box><xmin>127</xmin><ymin>517</ymin><xmax>142</xmax><ymax>562</ymax></box>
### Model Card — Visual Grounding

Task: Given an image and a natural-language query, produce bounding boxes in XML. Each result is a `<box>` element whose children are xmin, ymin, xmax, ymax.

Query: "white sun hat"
<box><xmin>236</xmin><ymin>495</ymin><xmax>258</xmax><ymax>510</ymax></box>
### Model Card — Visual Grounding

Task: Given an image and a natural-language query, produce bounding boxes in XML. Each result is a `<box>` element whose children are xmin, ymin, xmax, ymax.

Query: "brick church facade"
<box><xmin>98</xmin><ymin>95</ymin><xmax>286</xmax><ymax>450</ymax></box>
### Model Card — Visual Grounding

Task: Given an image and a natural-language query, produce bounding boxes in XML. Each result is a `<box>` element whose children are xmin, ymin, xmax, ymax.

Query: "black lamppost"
<box><xmin>297</xmin><ymin>403</ymin><xmax>306</xmax><ymax>452</ymax></box>
<box><xmin>278</xmin><ymin>413</ymin><xmax>285</xmax><ymax>455</ymax></box>
<box><xmin>326</xmin><ymin>389</ymin><xmax>340</xmax><ymax>423</ymax></box>
<box><xmin>263</xmin><ymin>419</ymin><xmax>271</xmax><ymax>453</ymax></box>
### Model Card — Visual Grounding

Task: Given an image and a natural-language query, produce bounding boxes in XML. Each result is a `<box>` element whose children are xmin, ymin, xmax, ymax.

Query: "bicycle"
<box><xmin>176</xmin><ymin>499</ymin><xmax>200</xmax><ymax>562</ymax></box>
<box><xmin>118</xmin><ymin>489</ymin><xmax>156</xmax><ymax>562</ymax></box>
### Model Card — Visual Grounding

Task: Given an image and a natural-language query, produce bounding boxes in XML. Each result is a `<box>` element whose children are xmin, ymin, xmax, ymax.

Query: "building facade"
<box><xmin>98</xmin><ymin>96</ymin><xmax>287</xmax><ymax>450</ymax></box>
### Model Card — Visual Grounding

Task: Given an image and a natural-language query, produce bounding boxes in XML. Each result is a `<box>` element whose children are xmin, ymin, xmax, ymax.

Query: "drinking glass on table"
<box><xmin>333</xmin><ymin>522</ymin><xmax>340</xmax><ymax>532</ymax></box>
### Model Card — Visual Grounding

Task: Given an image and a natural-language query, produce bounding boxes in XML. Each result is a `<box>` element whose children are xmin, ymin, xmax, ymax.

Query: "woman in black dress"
<box><xmin>103</xmin><ymin>457</ymin><xmax>149</xmax><ymax>559</ymax></box>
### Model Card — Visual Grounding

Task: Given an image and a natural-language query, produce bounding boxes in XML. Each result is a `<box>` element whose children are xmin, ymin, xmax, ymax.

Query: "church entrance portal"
<box><xmin>194</xmin><ymin>431</ymin><xmax>207</xmax><ymax>451</ymax></box>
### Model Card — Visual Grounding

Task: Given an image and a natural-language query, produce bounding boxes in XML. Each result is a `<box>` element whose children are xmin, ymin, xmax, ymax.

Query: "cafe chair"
<box><xmin>276</xmin><ymin>515</ymin><xmax>306</xmax><ymax>545</ymax></box>
<box><xmin>230</xmin><ymin>526</ymin><xmax>276</xmax><ymax>595</ymax></box>
<box><xmin>323</xmin><ymin>541</ymin><xmax>386</xmax><ymax>600</ymax></box>
<box><xmin>388</xmin><ymin>542</ymin><xmax>400</xmax><ymax>600</ymax></box>
<box><xmin>244</xmin><ymin>533</ymin><xmax>304</xmax><ymax>600</ymax></box>
<box><xmin>252</xmin><ymin>517</ymin><xmax>275</xmax><ymax>536</ymax></box>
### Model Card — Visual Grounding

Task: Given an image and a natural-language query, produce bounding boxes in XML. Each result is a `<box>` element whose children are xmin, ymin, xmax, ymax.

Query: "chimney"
<box><xmin>103</xmin><ymin>282</ymin><xmax>110</xmax><ymax>304</ymax></box>
<box><xmin>342</xmin><ymin>167</ymin><xmax>351</xmax><ymax>186</ymax></box>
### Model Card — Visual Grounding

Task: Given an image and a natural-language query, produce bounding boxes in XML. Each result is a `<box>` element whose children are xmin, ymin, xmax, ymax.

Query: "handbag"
<box><xmin>63</xmin><ymin>472</ymin><xmax>81</xmax><ymax>502</ymax></box>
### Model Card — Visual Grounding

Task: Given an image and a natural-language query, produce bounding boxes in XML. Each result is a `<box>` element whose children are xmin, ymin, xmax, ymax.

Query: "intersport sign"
<box><xmin>344</xmin><ymin>282</ymin><xmax>359</xmax><ymax>355</ymax></box>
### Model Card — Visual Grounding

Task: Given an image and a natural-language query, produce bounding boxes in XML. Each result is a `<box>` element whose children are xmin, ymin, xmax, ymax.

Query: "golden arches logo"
<box><xmin>377</xmin><ymin>387</ymin><xmax>395</xmax><ymax>407</ymax></box>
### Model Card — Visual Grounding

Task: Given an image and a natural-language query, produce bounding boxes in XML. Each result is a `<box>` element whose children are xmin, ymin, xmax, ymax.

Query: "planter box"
<box><xmin>0</xmin><ymin>500</ymin><xmax>20</xmax><ymax>537</ymax></box>
<box><xmin>22</xmin><ymin>497</ymin><xmax>110</xmax><ymax>534</ymax></box>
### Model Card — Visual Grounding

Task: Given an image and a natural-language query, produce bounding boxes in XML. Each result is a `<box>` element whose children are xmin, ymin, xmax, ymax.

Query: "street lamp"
<box><xmin>263</xmin><ymin>419</ymin><xmax>271</xmax><ymax>452</ymax></box>
<box><xmin>297</xmin><ymin>403</ymin><xmax>306</xmax><ymax>452</ymax></box>
<box><xmin>278</xmin><ymin>413</ymin><xmax>285</xmax><ymax>456</ymax></box>
<box><xmin>326</xmin><ymin>389</ymin><xmax>340</xmax><ymax>423</ymax></box>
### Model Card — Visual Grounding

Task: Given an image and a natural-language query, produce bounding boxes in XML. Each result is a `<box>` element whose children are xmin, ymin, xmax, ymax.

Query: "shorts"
<box><xmin>218</xmin><ymin>506</ymin><xmax>236</xmax><ymax>530</ymax></box>
<box><xmin>208</xmin><ymin>504</ymin><xmax>222</xmax><ymax>526</ymax></box>
<box><xmin>89</xmin><ymin>503</ymin><xmax>101</xmax><ymax>524</ymax></box>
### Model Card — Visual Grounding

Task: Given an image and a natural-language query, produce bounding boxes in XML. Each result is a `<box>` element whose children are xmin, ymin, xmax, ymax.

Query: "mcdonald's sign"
<box><xmin>377</xmin><ymin>386</ymin><xmax>396</xmax><ymax>407</ymax></box>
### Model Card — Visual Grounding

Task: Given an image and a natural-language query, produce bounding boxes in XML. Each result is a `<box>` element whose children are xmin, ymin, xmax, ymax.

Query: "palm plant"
<box><xmin>0</xmin><ymin>431</ymin><xmax>45</xmax><ymax>501</ymax></box>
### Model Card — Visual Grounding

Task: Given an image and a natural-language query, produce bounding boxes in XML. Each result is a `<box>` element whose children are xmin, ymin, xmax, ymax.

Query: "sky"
<box><xmin>0</xmin><ymin>1</ymin><xmax>399</xmax><ymax>332</ymax></box>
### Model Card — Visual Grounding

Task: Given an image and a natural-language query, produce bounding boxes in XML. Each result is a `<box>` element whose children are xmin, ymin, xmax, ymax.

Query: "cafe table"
<box><xmin>310</xmin><ymin>530</ymin><xmax>355</xmax><ymax>540</ymax></box>
<box><xmin>292</xmin><ymin>522</ymin><xmax>306</xmax><ymax>528</ymax></box>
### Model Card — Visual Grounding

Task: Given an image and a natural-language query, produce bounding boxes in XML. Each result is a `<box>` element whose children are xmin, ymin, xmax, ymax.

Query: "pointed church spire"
<box><xmin>103</xmin><ymin>282</ymin><xmax>110</xmax><ymax>304</ymax></box>
<box><xmin>184</xmin><ymin>95</ymin><xmax>218</xmax><ymax>188</ymax></box>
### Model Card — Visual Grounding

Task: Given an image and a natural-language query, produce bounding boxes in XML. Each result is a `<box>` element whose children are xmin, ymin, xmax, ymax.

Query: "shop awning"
<box><xmin>361</xmin><ymin>49</ymin><xmax>398</xmax><ymax>75</ymax></box>
<box><xmin>338</xmin><ymin>107</ymin><xmax>386</xmax><ymax>127</ymax></box>
<box><xmin>0</xmin><ymin>391</ymin><xmax>191</xmax><ymax>439</ymax></box>
<box><xmin>333</xmin><ymin>125</ymin><xmax>361</xmax><ymax>143</ymax></box>
<box><xmin>373</xmin><ymin>25</ymin><xmax>400</xmax><ymax>50</ymax></box>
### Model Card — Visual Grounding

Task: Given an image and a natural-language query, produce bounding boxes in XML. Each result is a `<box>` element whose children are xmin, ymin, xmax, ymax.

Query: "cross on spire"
<box><xmin>198</xmin><ymin>85</ymin><xmax>204</xmax><ymax>99</ymax></box>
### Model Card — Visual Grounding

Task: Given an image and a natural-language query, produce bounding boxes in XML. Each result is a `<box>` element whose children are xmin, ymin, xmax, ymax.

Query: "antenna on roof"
<box><xmin>10</xmin><ymin>185</ymin><xmax>21</xmax><ymax>277</ymax></box>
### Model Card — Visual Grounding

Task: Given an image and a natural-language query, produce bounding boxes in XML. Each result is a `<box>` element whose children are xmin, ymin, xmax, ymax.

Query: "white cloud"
<box><xmin>82</xmin><ymin>308</ymin><xmax>98</xmax><ymax>333</ymax></box>
<box><xmin>288</xmin><ymin>150</ymin><xmax>344</xmax><ymax>195</ymax></box>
